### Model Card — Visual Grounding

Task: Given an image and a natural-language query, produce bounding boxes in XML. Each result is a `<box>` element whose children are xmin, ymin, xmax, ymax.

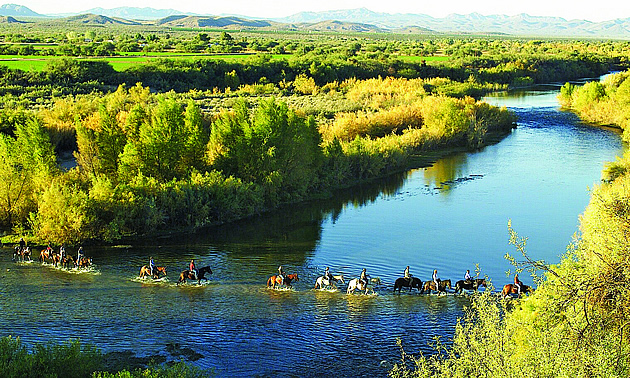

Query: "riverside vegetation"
<box><xmin>1</xmin><ymin>29</ymin><xmax>626</xmax><ymax>244</ymax></box>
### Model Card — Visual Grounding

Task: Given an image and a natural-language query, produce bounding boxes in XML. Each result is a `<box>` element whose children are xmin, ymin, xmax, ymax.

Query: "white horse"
<box><xmin>314</xmin><ymin>274</ymin><xmax>345</xmax><ymax>290</ymax></box>
<box><xmin>346</xmin><ymin>278</ymin><xmax>376</xmax><ymax>295</ymax></box>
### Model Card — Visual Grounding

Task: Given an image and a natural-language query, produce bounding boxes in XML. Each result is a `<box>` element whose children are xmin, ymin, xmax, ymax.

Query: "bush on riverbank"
<box><xmin>0</xmin><ymin>336</ymin><xmax>212</xmax><ymax>378</ymax></box>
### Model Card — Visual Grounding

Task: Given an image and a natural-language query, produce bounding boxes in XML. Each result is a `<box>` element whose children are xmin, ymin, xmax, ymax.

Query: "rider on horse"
<box><xmin>360</xmin><ymin>268</ymin><xmax>369</xmax><ymax>288</ymax></box>
<box><xmin>278</xmin><ymin>266</ymin><xmax>285</xmax><ymax>285</ymax></box>
<box><xmin>514</xmin><ymin>273</ymin><xmax>523</xmax><ymax>295</ymax></box>
<box><xmin>149</xmin><ymin>257</ymin><xmax>156</xmax><ymax>277</ymax></box>
<box><xmin>433</xmin><ymin>269</ymin><xmax>440</xmax><ymax>288</ymax></box>
<box><xmin>464</xmin><ymin>269</ymin><xmax>472</xmax><ymax>284</ymax></box>
<box><xmin>59</xmin><ymin>244</ymin><xmax>66</xmax><ymax>260</ymax></box>
<box><xmin>190</xmin><ymin>259</ymin><xmax>198</xmax><ymax>280</ymax></box>
<box><xmin>404</xmin><ymin>266</ymin><xmax>411</xmax><ymax>282</ymax></box>
<box><xmin>324</xmin><ymin>267</ymin><xmax>333</xmax><ymax>283</ymax></box>
<box><xmin>77</xmin><ymin>246</ymin><xmax>84</xmax><ymax>266</ymax></box>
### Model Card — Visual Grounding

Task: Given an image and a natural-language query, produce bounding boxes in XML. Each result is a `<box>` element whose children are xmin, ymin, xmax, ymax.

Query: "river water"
<box><xmin>0</xmin><ymin>84</ymin><xmax>624</xmax><ymax>377</ymax></box>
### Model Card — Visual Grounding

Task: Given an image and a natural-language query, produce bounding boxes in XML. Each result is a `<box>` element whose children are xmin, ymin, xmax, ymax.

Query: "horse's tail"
<box><xmin>267</xmin><ymin>277</ymin><xmax>273</xmax><ymax>288</ymax></box>
<box><xmin>314</xmin><ymin>280</ymin><xmax>319</xmax><ymax>289</ymax></box>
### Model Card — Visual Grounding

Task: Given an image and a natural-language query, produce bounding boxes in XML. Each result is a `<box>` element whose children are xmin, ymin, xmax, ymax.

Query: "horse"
<box><xmin>267</xmin><ymin>273</ymin><xmax>299</xmax><ymax>289</ymax></box>
<box><xmin>139</xmin><ymin>265</ymin><xmax>167</xmax><ymax>279</ymax></box>
<box><xmin>13</xmin><ymin>246</ymin><xmax>31</xmax><ymax>262</ymax></box>
<box><xmin>346</xmin><ymin>278</ymin><xmax>376</xmax><ymax>295</ymax></box>
<box><xmin>502</xmin><ymin>283</ymin><xmax>534</xmax><ymax>298</ymax></box>
<box><xmin>177</xmin><ymin>266</ymin><xmax>212</xmax><ymax>285</ymax></box>
<box><xmin>454</xmin><ymin>278</ymin><xmax>487</xmax><ymax>294</ymax></box>
<box><xmin>423</xmin><ymin>279</ymin><xmax>452</xmax><ymax>295</ymax></box>
<box><xmin>314</xmin><ymin>274</ymin><xmax>344</xmax><ymax>290</ymax></box>
<box><xmin>62</xmin><ymin>255</ymin><xmax>75</xmax><ymax>269</ymax></box>
<box><xmin>76</xmin><ymin>257</ymin><xmax>93</xmax><ymax>269</ymax></box>
<box><xmin>51</xmin><ymin>253</ymin><xmax>62</xmax><ymax>267</ymax></box>
<box><xmin>39</xmin><ymin>248</ymin><xmax>54</xmax><ymax>263</ymax></box>
<box><xmin>393</xmin><ymin>277</ymin><xmax>423</xmax><ymax>293</ymax></box>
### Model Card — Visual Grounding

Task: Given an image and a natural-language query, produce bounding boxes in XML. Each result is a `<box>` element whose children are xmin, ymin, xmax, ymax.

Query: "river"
<box><xmin>0</xmin><ymin>83</ymin><xmax>624</xmax><ymax>377</ymax></box>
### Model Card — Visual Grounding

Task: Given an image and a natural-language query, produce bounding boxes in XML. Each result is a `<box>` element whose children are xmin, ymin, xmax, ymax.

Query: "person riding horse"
<box><xmin>360</xmin><ymin>268</ymin><xmax>369</xmax><ymax>288</ymax></box>
<box><xmin>278</xmin><ymin>266</ymin><xmax>285</xmax><ymax>285</ymax></box>
<box><xmin>149</xmin><ymin>257</ymin><xmax>156</xmax><ymax>277</ymax></box>
<box><xmin>190</xmin><ymin>259</ymin><xmax>198</xmax><ymax>280</ymax></box>
<box><xmin>404</xmin><ymin>266</ymin><xmax>412</xmax><ymax>283</ymax></box>
<box><xmin>76</xmin><ymin>246</ymin><xmax>85</xmax><ymax>266</ymax></box>
<box><xmin>324</xmin><ymin>267</ymin><xmax>333</xmax><ymax>283</ymax></box>
<box><xmin>433</xmin><ymin>269</ymin><xmax>440</xmax><ymax>287</ymax></box>
<box><xmin>514</xmin><ymin>273</ymin><xmax>523</xmax><ymax>295</ymax></box>
<box><xmin>464</xmin><ymin>269</ymin><xmax>472</xmax><ymax>284</ymax></box>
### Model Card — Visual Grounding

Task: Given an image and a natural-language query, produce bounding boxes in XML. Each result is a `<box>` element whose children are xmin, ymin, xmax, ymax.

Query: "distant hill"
<box><xmin>275</xmin><ymin>8</ymin><xmax>630</xmax><ymax>38</ymax></box>
<box><xmin>62</xmin><ymin>13</ymin><xmax>141</xmax><ymax>26</ymax></box>
<box><xmin>0</xmin><ymin>15</ymin><xmax>23</xmax><ymax>23</ymax></box>
<box><xmin>0</xmin><ymin>3</ymin><xmax>43</xmax><ymax>17</ymax></box>
<box><xmin>83</xmin><ymin>6</ymin><xmax>192</xmax><ymax>20</ymax></box>
<box><xmin>155</xmin><ymin>15</ymin><xmax>279</xmax><ymax>29</ymax></box>
<box><xmin>300</xmin><ymin>20</ymin><xmax>385</xmax><ymax>33</ymax></box>
<box><xmin>2</xmin><ymin>3</ymin><xmax>630</xmax><ymax>38</ymax></box>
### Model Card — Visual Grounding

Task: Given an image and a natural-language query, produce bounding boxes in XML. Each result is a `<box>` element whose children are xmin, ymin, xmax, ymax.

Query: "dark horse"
<box><xmin>423</xmin><ymin>279</ymin><xmax>452</xmax><ymax>294</ymax></box>
<box><xmin>502</xmin><ymin>283</ymin><xmax>533</xmax><ymax>298</ymax></box>
<box><xmin>454</xmin><ymin>278</ymin><xmax>487</xmax><ymax>294</ymax></box>
<box><xmin>177</xmin><ymin>266</ymin><xmax>212</xmax><ymax>285</ymax></box>
<box><xmin>393</xmin><ymin>277</ymin><xmax>423</xmax><ymax>293</ymax></box>
<box><xmin>267</xmin><ymin>273</ymin><xmax>299</xmax><ymax>289</ymax></box>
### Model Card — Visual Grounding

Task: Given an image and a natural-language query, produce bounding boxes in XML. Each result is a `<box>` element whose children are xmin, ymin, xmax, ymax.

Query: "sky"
<box><xmin>16</xmin><ymin>0</ymin><xmax>629</xmax><ymax>23</ymax></box>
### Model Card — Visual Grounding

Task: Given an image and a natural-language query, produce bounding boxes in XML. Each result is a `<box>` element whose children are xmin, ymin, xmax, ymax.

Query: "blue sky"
<box><xmin>18</xmin><ymin>0</ymin><xmax>627</xmax><ymax>22</ymax></box>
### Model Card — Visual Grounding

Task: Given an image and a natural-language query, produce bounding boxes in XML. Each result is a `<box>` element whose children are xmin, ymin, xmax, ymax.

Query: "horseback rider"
<box><xmin>190</xmin><ymin>259</ymin><xmax>198</xmax><ymax>280</ymax></box>
<box><xmin>278</xmin><ymin>265</ymin><xmax>285</xmax><ymax>284</ymax></box>
<box><xmin>432</xmin><ymin>269</ymin><xmax>440</xmax><ymax>289</ymax></box>
<box><xmin>324</xmin><ymin>267</ymin><xmax>333</xmax><ymax>283</ymax></box>
<box><xmin>19</xmin><ymin>237</ymin><xmax>25</xmax><ymax>252</ymax></box>
<box><xmin>77</xmin><ymin>246</ymin><xmax>84</xmax><ymax>266</ymax></box>
<box><xmin>514</xmin><ymin>273</ymin><xmax>523</xmax><ymax>295</ymax></box>
<box><xmin>59</xmin><ymin>244</ymin><xmax>66</xmax><ymax>260</ymax></box>
<box><xmin>464</xmin><ymin>269</ymin><xmax>472</xmax><ymax>284</ymax></box>
<box><xmin>149</xmin><ymin>256</ymin><xmax>156</xmax><ymax>277</ymax></box>
<box><xmin>360</xmin><ymin>268</ymin><xmax>369</xmax><ymax>288</ymax></box>
<box><xmin>404</xmin><ymin>266</ymin><xmax>411</xmax><ymax>282</ymax></box>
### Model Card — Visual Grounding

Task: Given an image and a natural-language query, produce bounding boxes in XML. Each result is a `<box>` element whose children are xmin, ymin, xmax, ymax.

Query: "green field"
<box><xmin>0</xmin><ymin>53</ymin><xmax>292</xmax><ymax>72</ymax></box>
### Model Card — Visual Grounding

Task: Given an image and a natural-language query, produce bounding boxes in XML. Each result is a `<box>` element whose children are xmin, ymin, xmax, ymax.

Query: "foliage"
<box><xmin>0</xmin><ymin>337</ymin><xmax>102</xmax><ymax>378</ymax></box>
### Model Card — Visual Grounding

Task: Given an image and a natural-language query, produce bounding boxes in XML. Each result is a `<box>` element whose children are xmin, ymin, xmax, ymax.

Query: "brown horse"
<box><xmin>454</xmin><ymin>278</ymin><xmax>487</xmax><ymax>294</ymax></box>
<box><xmin>423</xmin><ymin>279</ymin><xmax>452</xmax><ymax>294</ymax></box>
<box><xmin>76</xmin><ymin>257</ymin><xmax>93</xmax><ymax>269</ymax></box>
<box><xmin>177</xmin><ymin>266</ymin><xmax>212</xmax><ymax>285</ymax></box>
<box><xmin>62</xmin><ymin>255</ymin><xmax>75</xmax><ymax>269</ymax></box>
<box><xmin>502</xmin><ymin>283</ymin><xmax>533</xmax><ymax>298</ymax></box>
<box><xmin>267</xmin><ymin>273</ymin><xmax>299</xmax><ymax>289</ymax></box>
<box><xmin>139</xmin><ymin>265</ymin><xmax>167</xmax><ymax>279</ymax></box>
<box><xmin>39</xmin><ymin>248</ymin><xmax>54</xmax><ymax>263</ymax></box>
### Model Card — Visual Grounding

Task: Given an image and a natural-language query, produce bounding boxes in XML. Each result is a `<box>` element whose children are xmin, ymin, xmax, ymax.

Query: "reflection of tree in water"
<box><xmin>129</xmin><ymin>170</ymin><xmax>411</xmax><ymax>270</ymax></box>
<box><xmin>422</xmin><ymin>153</ymin><xmax>469</xmax><ymax>194</ymax></box>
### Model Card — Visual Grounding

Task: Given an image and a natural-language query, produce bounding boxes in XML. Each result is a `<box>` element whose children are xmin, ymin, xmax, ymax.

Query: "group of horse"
<box><xmin>12</xmin><ymin>246</ymin><xmax>32</xmax><ymax>262</ymax></box>
<box><xmin>138</xmin><ymin>264</ymin><xmax>213</xmax><ymax>286</ymax></box>
<box><xmin>38</xmin><ymin>248</ymin><xmax>93</xmax><ymax>270</ymax></box>
<box><xmin>269</xmin><ymin>271</ymin><xmax>532</xmax><ymax>299</ymax></box>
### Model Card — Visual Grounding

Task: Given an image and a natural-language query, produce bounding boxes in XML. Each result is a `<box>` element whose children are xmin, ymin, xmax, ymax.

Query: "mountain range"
<box><xmin>1</xmin><ymin>3</ymin><xmax>629</xmax><ymax>38</ymax></box>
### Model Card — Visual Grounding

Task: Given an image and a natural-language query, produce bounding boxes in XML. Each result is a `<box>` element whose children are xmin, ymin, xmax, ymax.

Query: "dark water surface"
<box><xmin>0</xmin><ymin>85</ymin><xmax>625</xmax><ymax>377</ymax></box>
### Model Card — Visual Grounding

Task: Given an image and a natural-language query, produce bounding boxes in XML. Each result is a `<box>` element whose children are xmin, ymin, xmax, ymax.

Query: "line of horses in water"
<box><xmin>12</xmin><ymin>245</ymin><xmax>532</xmax><ymax>298</ymax></box>
<box><xmin>12</xmin><ymin>246</ymin><xmax>93</xmax><ymax>270</ymax></box>
<box><xmin>266</xmin><ymin>272</ymin><xmax>533</xmax><ymax>299</ymax></box>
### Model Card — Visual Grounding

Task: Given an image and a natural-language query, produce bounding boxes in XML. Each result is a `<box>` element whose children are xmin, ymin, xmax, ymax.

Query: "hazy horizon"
<box><xmin>7</xmin><ymin>0</ymin><xmax>628</xmax><ymax>23</ymax></box>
